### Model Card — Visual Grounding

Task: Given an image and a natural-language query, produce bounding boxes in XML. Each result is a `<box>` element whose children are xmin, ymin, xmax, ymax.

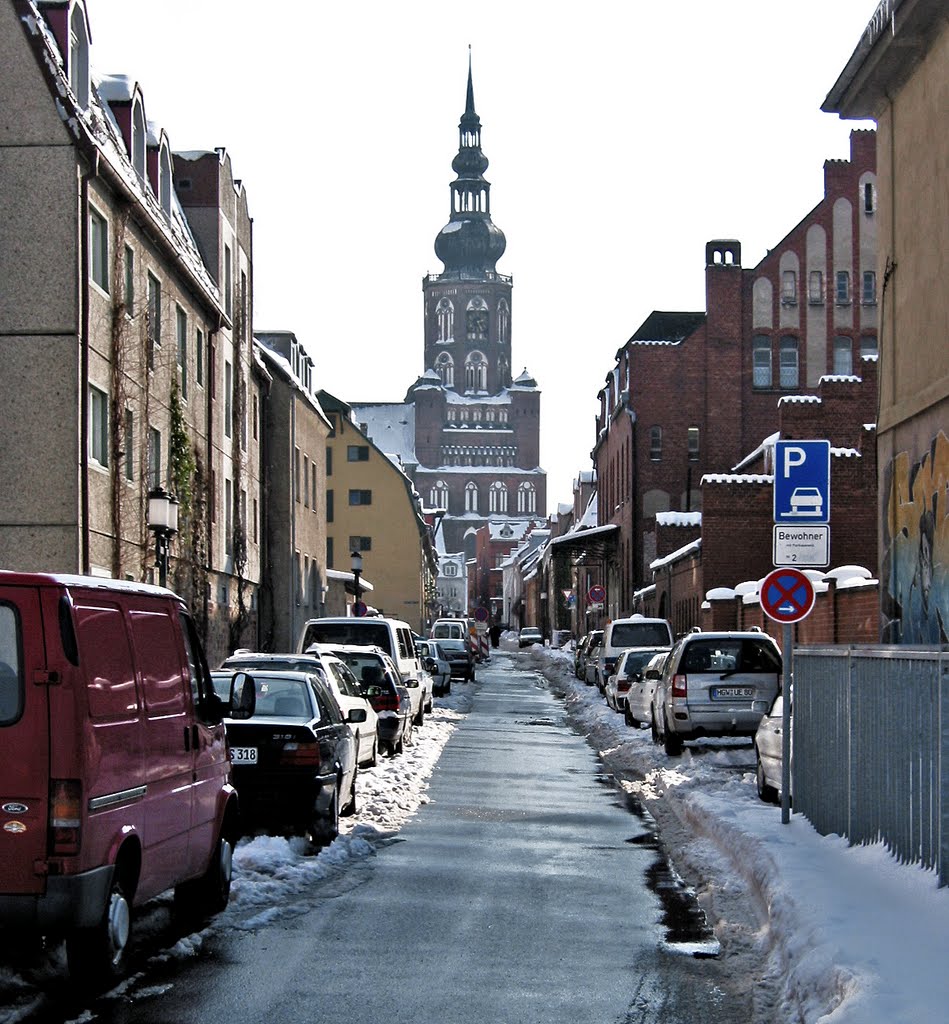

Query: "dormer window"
<box><xmin>68</xmin><ymin>4</ymin><xmax>90</xmax><ymax>109</ymax></box>
<box><xmin>132</xmin><ymin>98</ymin><xmax>146</xmax><ymax>180</ymax></box>
<box><xmin>159</xmin><ymin>141</ymin><xmax>172</xmax><ymax>217</ymax></box>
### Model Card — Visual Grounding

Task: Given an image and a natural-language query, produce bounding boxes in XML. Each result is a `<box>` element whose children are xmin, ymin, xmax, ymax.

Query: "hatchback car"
<box><xmin>583</xmin><ymin>633</ymin><xmax>604</xmax><ymax>686</ymax></box>
<box><xmin>652</xmin><ymin>630</ymin><xmax>782</xmax><ymax>756</ymax></box>
<box><xmin>518</xmin><ymin>626</ymin><xmax>543</xmax><ymax>648</ymax></box>
<box><xmin>321</xmin><ymin>645</ymin><xmax>414</xmax><ymax>757</ymax></box>
<box><xmin>625</xmin><ymin>651</ymin><xmax>669</xmax><ymax>728</ymax></box>
<box><xmin>754</xmin><ymin>690</ymin><xmax>789</xmax><ymax>804</ymax></box>
<box><xmin>416</xmin><ymin>639</ymin><xmax>452</xmax><ymax>696</ymax></box>
<box><xmin>210</xmin><ymin>670</ymin><xmax>363</xmax><ymax>843</ymax></box>
<box><xmin>437</xmin><ymin>637</ymin><xmax>476</xmax><ymax>681</ymax></box>
<box><xmin>604</xmin><ymin>647</ymin><xmax>670</xmax><ymax>714</ymax></box>
<box><xmin>220</xmin><ymin>650</ymin><xmax>379</xmax><ymax>767</ymax></box>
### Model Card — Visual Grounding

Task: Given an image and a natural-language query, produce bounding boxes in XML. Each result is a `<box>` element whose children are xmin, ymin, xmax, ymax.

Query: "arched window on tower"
<box><xmin>465</xmin><ymin>352</ymin><xmax>487</xmax><ymax>392</ymax></box>
<box><xmin>436</xmin><ymin>298</ymin><xmax>454</xmax><ymax>344</ymax></box>
<box><xmin>489</xmin><ymin>481</ymin><xmax>508</xmax><ymax>513</ymax></box>
<box><xmin>517</xmin><ymin>482</ymin><xmax>536</xmax><ymax>513</ymax></box>
<box><xmin>435</xmin><ymin>352</ymin><xmax>454</xmax><ymax>388</ymax></box>
<box><xmin>497</xmin><ymin>299</ymin><xmax>510</xmax><ymax>345</ymax></box>
<box><xmin>465</xmin><ymin>481</ymin><xmax>479</xmax><ymax>512</ymax></box>
<box><xmin>466</xmin><ymin>297</ymin><xmax>489</xmax><ymax>342</ymax></box>
<box><xmin>429</xmin><ymin>480</ymin><xmax>449</xmax><ymax>510</ymax></box>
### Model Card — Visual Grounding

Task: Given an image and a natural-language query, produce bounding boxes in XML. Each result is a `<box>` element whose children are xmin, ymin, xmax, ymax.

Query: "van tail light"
<box><xmin>617</xmin><ymin>680</ymin><xmax>631</xmax><ymax>693</ymax></box>
<box><xmin>279</xmin><ymin>741</ymin><xmax>320</xmax><ymax>766</ymax></box>
<box><xmin>672</xmin><ymin>674</ymin><xmax>688</xmax><ymax>698</ymax></box>
<box><xmin>50</xmin><ymin>779</ymin><xmax>82</xmax><ymax>855</ymax></box>
<box><xmin>373</xmin><ymin>693</ymin><xmax>400</xmax><ymax>713</ymax></box>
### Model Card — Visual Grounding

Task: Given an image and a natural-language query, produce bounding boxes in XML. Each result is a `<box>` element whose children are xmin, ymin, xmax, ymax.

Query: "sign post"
<box><xmin>760</xmin><ymin>566</ymin><xmax>816</xmax><ymax>825</ymax></box>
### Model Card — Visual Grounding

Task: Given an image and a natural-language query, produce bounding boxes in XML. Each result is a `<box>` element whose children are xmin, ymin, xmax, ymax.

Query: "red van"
<box><xmin>0</xmin><ymin>572</ymin><xmax>253</xmax><ymax>985</ymax></box>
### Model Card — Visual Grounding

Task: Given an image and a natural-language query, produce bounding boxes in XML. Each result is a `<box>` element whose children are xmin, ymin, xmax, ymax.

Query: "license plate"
<box><xmin>713</xmin><ymin>687</ymin><xmax>755</xmax><ymax>700</ymax></box>
<box><xmin>231</xmin><ymin>747</ymin><xmax>258</xmax><ymax>764</ymax></box>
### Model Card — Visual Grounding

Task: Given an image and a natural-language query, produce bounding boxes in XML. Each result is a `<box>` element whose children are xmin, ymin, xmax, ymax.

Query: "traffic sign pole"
<box><xmin>782</xmin><ymin>624</ymin><xmax>792</xmax><ymax>825</ymax></box>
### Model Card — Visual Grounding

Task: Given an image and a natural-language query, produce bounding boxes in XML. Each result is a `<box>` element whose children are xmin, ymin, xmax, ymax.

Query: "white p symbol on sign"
<box><xmin>783</xmin><ymin>446</ymin><xmax>806</xmax><ymax>477</ymax></box>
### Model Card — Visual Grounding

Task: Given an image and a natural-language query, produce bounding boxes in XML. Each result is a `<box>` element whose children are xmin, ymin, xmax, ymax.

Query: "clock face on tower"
<box><xmin>467</xmin><ymin>309</ymin><xmax>488</xmax><ymax>340</ymax></box>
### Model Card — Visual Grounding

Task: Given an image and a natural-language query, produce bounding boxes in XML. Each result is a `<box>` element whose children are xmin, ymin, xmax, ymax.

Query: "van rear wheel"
<box><xmin>175</xmin><ymin>829</ymin><xmax>234</xmax><ymax>919</ymax></box>
<box><xmin>66</xmin><ymin>876</ymin><xmax>131</xmax><ymax>987</ymax></box>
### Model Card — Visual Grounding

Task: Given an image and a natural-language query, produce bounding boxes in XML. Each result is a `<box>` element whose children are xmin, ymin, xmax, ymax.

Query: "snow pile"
<box><xmin>524</xmin><ymin>643</ymin><xmax>949</xmax><ymax>1024</ymax></box>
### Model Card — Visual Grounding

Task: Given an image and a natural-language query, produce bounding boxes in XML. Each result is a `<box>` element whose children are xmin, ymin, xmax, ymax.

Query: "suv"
<box><xmin>596</xmin><ymin>616</ymin><xmax>674</xmax><ymax>691</ymax></box>
<box><xmin>652</xmin><ymin>630</ymin><xmax>781</xmax><ymax>756</ymax></box>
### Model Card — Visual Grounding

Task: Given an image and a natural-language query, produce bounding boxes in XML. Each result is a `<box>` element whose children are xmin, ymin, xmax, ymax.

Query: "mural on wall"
<box><xmin>882</xmin><ymin>430</ymin><xmax>948</xmax><ymax>643</ymax></box>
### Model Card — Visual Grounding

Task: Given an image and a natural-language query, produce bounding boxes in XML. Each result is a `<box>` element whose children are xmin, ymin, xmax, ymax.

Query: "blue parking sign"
<box><xmin>774</xmin><ymin>440</ymin><xmax>830</xmax><ymax>525</ymax></box>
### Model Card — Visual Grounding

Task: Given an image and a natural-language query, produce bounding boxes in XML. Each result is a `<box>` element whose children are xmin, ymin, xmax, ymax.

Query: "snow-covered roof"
<box><xmin>350</xmin><ymin>402</ymin><xmax>417</xmax><ymax>466</ymax></box>
<box><xmin>733</xmin><ymin>431</ymin><xmax>780</xmax><ymax>473</ymax></box>
<box><xmin>445</xmin><ymin>390</ymin><xmax>512</xmax><ymax>406</ymax></box>
<box><xmin>778</xmin><ymin>394</ymin><xmax>822</xmax><ymax>406</ymax></box>
<box><xmin>656</xmin><ymin>511</ymin><xmax>702</xmax><ymax>527</ymax></box>
<box><xmin>832</xmin><ymin>447</ymin><xmax>861</xmax><ymax>458</ymax></box>
<box><xmin>705</xmin><ymin>587</ymin><xmax>736</xmax><ymax>601</ymax></box>
<box><xmin>702</xmin><ymin>473</ymin><xmax>773</xmax><ymax>485</ymax></box>
<box><xmin>578</xmin><ymin>492</ymin><xmax>598</xmax><ymax>529</ymax></box>
<box><xmin>488</xmin><ymin>520</ymin><xmax>533</xmax><ymax>542</ymax></box>
<box><xmin>649</xmin><ymin>538</ymin><xmax>701</xmax><ymax>571</ymax></box>
<box><xmin>254</xmin><ymin>342</ymin><xmax>330</xmax><ymax>428</ymax></box>
<box><xmin>818</xmin><ymin>374</ymin><xmax>862</xmax><ymax>385</ymax></box>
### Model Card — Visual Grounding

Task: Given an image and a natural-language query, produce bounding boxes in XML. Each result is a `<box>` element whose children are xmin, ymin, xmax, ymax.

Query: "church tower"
<box><xmin>423</xmin><ymin>56</ymin><xmax>513</xmax><ymax>394</ymax></box>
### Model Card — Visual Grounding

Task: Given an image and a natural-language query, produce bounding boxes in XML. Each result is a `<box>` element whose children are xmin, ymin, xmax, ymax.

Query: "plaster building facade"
<box><xmin>823</xmin><ymin>0</ymin><xmax>949</xmax><ymax>643</ymax></box>
<box><xmin>318</xmin><ymin>391</ymin><xmax>438</xmax><ymax>633</ymax></box>
<box><xmin>1</xmin><ymin>0</ymin><xmax>262</xmax><ymax>662</ymax></box>
<box><xmin>351</xmin><ymin>63</ymin><xmax>546</xmax><ymax>572</ymax></box>
<box><xmin>254</xmin><ymin>332</ymin><xmax>331</xmax><ymax>652</ymax></box>
<box><xmin>592</xmin><ymin>130</ymin><xmax>878</xmax><ymax>620</ymax></box>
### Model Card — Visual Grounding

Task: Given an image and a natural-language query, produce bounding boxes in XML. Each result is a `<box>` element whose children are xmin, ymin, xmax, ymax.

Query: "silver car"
<box><xmin>604</xmin><ymin>647</ymin><xmax>670</xmax><ymax>714</ymax></box>
<box><xmin>652</xmin><ymin>630</ymin><xmax>781</xmax><ymax>756</ymax></box>
<box><xmin>754</xmin><ymin>690</ymin><xmax>788</xmax><ymax>804</ymax></box>
<box><xmin>624</xmin><ymin>650</ymin><xmax>669</xmax><ymax>728</ymax></box>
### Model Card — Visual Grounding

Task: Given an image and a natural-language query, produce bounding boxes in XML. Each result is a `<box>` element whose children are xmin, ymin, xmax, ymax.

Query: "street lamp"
<box><xmin>147</xmin><ymin>486</ymin><xmax>179</xmax><ymax>588</ymax></box>
<box><xmin>350</xmin><ymin>550</ymin><xmax>363</xmax><ymax>617</ymax></box>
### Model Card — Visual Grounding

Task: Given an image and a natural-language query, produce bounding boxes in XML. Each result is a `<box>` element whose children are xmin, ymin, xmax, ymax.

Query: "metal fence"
<box><xmin>793</xmin><ymin>645</ymin><xmax>949</xmax><ymax>885</ymax></box>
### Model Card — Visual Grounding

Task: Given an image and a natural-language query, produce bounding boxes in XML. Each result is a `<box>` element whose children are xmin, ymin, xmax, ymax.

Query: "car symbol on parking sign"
<box><xmin>774</xmin><ymin>440</ymin><xmax>830</xmax><ymax>525</ymax></box>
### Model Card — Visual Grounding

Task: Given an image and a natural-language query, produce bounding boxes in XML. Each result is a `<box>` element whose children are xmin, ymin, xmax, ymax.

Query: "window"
<box><xmin>147</xmin><ymin>273</ymin><xmax>161</xmax><ymax>369</ymax></box>
<box><xmin>312</xmin><ymin>472</ymin><xmax>317</xmax><ymax>511</ymax></box>
<box><xmin>224</xmin><ymin>243</ymin><xmax>232</xmax><ymax>317</ymax></box>
<box><xmin>326</xmin><ymin>489</ymin><xmax>334</xmax><ymax>523</ymax></box>
<box><xmin>349</xmin><ymin>536</ymin><xmax>372</xmax><ymax>552</ymax></box>
<box><xmin>465</xmin><ymin>352</ymin><xmax>487</xmax><ymax>391</ymax></box>
<box><xmin>465</xmin><ymin>481</ymin><xmax>479</xmax><ymax>512</ymax></box>
<box><xmin>252</xmin><ymin>394</ymin><xmax>258</xmax><ymax>439</ymax></box>
<box><xmin>466</xmin><ymin>298</ymin><xmax>488</xmax><ymax>341</ymax></box>
<box><xmin>808</xmin><ymin>270</ymin><xmax>823</xmax><ymax>304</ymax></box>
<box><xmin>436</xmin><ymin>297</ymin><xmax>454</xmax><ymax>343</ymax></box>
<box><xmin>196</xmin><ymin>328</ymin><xmax>204</xmax><ymax>387</ymax></box>
<box><xmin>148</xmin><ymin>426</ymin><xmax>161</xmax><ymax>488</ymax></box>
<box><xmin>781</xmin><ymin>270</ymin><xmax>797</xmax><ymax>305</ymax></box>
<box><xmin>864</xmin><ymin>181</ymin><xmax>875</xmax><ymax>214</ymax></box>
<box><xmin>253</xmin><ymin>498</ymin><xmax>259</xmax><ymax>544</ymax></box>
<box><xmin>752</xmin><ymin>335</ymin><xmax>772</xmax><ymax>387</ymax></box>
<box><xmin>224</xmin><ymin>361</ymin><xmax>232</xmax><ymax>438</ymax></box>
<box><xmin>833</xmin><ymin>336</ymin><xmax>853</xmax><ymax>376</ymax></box>
<box><xmin>498</xmin><ymin>299</ymin><xmax>510</xmax><ymax>345</ymax></box>
<box><xmin>835</xmin><ymin>271</ymin><xmax>851</xmax><ymax>305</ymax></box>
<box><xmin>489</xmin><ymin>482</ymin><xmax>508</xmax><ymax>513</ymax></box>
<box><xmin>124</xmin><ymin>245</ymin><xmax>134</xmax><ymax>315</ymax></box>
<box><xmin>303</xmin><ymin>456</ymin><xmax>309</xmax><ymax>507</ymax></box>
<box><xmin>68</xmin><ymin>4</ymin><xmax>90</xmax><ymax>108</ymax></box>
<box><xmin>779</xmin><ymin>336</ymin><xmax>799</xmax><ymax>389</ymax></box>
<box><xmin>326</xmin><ymin>446</ymin><xmax>333</xmax><ymax>476</ymax></box>
<box><xmin>517</xmin><ymin>482</ymin><xmax>536</xmax><ymax>513</ymax></box>
<box><xmin>294</xmin><ymin>448</ymin><xmax>300</xmax><ymax>503</ymax></box>
<box><xmin>158</xmin><ymin>143</ymin><xmax>172</xmax><ymax>216</ymax></box>
<box><xmin>349</xmin><ymin>489</ymin><xmax>372</xmax><ymax>506</ymax></box>
<box><xmin>225</xmin><ymin>478</ymin><xmax>233</xmax><ymax>556</ymax></box>
<box><xmin>131</xmin><ymin>98</ymin><xmax>146</xmax><ymax>179</ymax></box>
<box><xmin>124</xmin><ymin>408</ymin><xmax>134</xmax><ymax>481</ymax></box>
<box><xmin>649</xmin><ymin>426</ymin><xmax>662</xmax><ymax>462</ymax></box>
<box><xmin>347</xmin><ymin>445</ymin><xmax>370</xmax><ymax>462</ymax></box>
<box><xmin>436</xmin><ymin>353</ymin><xmax>454</xmax><ymax>387</ymax></box>
<box><xmin>443</xmin><ymin>563</ymin><xmax>457</xmax><ymax>577</ymax></box>
<box><xmin>862</xmin><ymin>271</ymin><xmax>877</xmax><ymax>305</ymax></box>
<box><xmin>89</xmin><ymin>208</ymin><xmax>109</xmax><ymax>292</ymax></box>
<box><xmin>89</xmin><ymin>385</ymin><xmax>108</xmax><ymax>467</ymax></box>
<box><xmin>860</xmin><ymin>334</ymin><xmax>878</xmax><ymax>360</ymax></box>
<box><xmin>430</xmin><ymin>480</ymin><xmax>449</xmax><ymax>508</ymax></box>
<box><xmin>176</xmin><ymin>306</ymin><xmax>188</xmax><ymax>400</ymax></box>
<box><xmin>326</xmin><ymin>536</ymin><xmax>334</xmax><ymax>569</ymax></box>
<box><xmin>688</xmin><ymin>427</ymin><xmax>700</xmax><ymax>462</ymax></box>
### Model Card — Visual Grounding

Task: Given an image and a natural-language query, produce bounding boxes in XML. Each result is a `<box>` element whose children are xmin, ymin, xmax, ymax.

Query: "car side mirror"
<box><xmin>348</xmin><ymin>708</ymin><xmax>368</xmax><ymax>724</ymax></box>
<box><xmin>229</xmin><ymin>671</ymin><xmax>256</xmax><ymax>720</ymax></box>
<box><xmin>406</xmin><ymin>679</ymin><xmax>419</xmax><ymax>688</ymax></box>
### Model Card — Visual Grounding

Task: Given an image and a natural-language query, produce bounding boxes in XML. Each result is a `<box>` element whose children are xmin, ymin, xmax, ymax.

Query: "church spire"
<box><xmin>433</xmin><ymin>52</ymin><xmax>506</xmax><ymax>280</ymax></box>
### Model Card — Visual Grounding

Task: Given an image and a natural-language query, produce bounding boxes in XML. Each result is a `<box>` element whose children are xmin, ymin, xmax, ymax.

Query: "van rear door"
<box><xmin>0</xmin><ymin>584</ymin><xmax>50</xmax><ymax>894</ymax></box>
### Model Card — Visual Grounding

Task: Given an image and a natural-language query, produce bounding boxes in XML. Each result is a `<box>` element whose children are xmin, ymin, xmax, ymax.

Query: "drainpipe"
<box><xmin>79</xmin><ymin>152</ymin><xmax>99</xmax><ymax>574</ymax></box>
<box><xmin>290</xmin><ymin>394</ymin><xmax>297</xmax><ymax>647</ymax></box>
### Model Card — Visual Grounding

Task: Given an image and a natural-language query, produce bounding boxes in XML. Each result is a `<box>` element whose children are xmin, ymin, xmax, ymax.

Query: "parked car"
<box><xmin>604</xmin><ymin>647</ymin><xmax>670</xmax><ymax>714</ymax></box>
<box><xmin>754</xmin><ymin>690</ymin><xmax>788</xmax><ymax>804</ymax></box>
<box><xmin>584</xmin><ymin>632</ymin><xmax>604</xmax><ymax>686</ymax></box>
<box><xmin>415</xmin><ymin>639</ymin><xmax>452</xmax><ymax>696</ymax></box>
<box><xmin>437</xmin><ymin>637</ymin><xmax>476</xmax><ymax>681</ymax></box>
<box><xmin>652</xmin><ymin>630</ymin><xmax>782</xmax><ymax>756</ymax></box>
<box><xmin>596</xmin><ymin>615</ymin><xmax>674</xmax><ymax>691</ymax></box>
<box><xmin>322</xmin><ymin>645</ymin><xmax>414</xmax><ymax>757</ymax></box>
<box><xmin>0</xmin><ymin>572</ymin><xmax>254</xmax><ymax>986</ymax></box>
<box><xmin>220</xmin><ymin>650</ymin><xmax>379</xmax><ymax>767</ymax></box>
<box><xmin>574</xmin><ymin>631</ymin><xmax>600</xmax><ymax>680</ymax></box>
<box><xmin>211</xmin><ymin>669</ymin><xmax>362</xmax><ymax>843</ymax></box>
<box><xmin>625</xmin><ymin>651</ymin><xmax>669</xmax><ymax>728</ymax></box>
<box><xmin>518</xmin><ymin>626</ymin><xmax>543</xmax><ymax>648</ymax></box>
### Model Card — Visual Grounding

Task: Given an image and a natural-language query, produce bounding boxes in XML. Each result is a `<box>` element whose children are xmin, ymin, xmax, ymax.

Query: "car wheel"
<box><xmin>415</xmin><ymin>703</ymin><xmax>425</xmax><ymax>726</ymax></box>
<box><xmin>625</xmin><ymin>705</ymin><xmax>639</xmax><ymax>728</ymax></box>
<box><xmin>342</xmin><ymin>769</ymin><xmax>358</xmax><ymax>817</ymax></box>
<box><xmin>756</xmin><ymin>753</ymin><xmax>779</xmax><ymax>804</ymax></box>
<box><xmin>66</xmin><ymin>873</ymin><xmax>132</xmax><ymax>987</ymax></box>
<box><xmin>175</xmin><ymin>825</ymin><xmax>235</xmax><ymax>920</ymax></box>
<box><xmin>311</xmin><ymin>784</ymin><xmax>340</xmax><ymax>844</ymax></box>
<box><xmin>445</xmin><ymin>682</ymin><xmax>451</xmax><ymax>695</ymax></box>
<box><xmin>650</xmin><ymin>706</ymin><xmax>660</xmax><ymax>745</ymax></box>
<box><xmin>367</xmin><ymin>740</ymin><xmax>379</xmax><ymax>768</ymax></box>
<box><xmin>662</xmin><ymin>715</ymin><xmax>683</xmax><ymax>756</ymax></box>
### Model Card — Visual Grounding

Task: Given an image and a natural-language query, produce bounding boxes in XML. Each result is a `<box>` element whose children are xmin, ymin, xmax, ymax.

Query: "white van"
<box><xmin>595</xmin><ymin>615</ymin><xmax>674</xmax><ymax>691</ymax></box>
<box><xmin>298</xmin><ymin>617</ymin><xmax>432</xmax><ymax>722</ymax></box>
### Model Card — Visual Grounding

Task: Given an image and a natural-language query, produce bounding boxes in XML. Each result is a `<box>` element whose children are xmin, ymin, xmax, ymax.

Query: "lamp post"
<box><xmin>350</xmin><ymin>550</ymin><xmax>363</xmax><ymax>617</ymax></box>
<box><xmin>147</xmin><ymin>486</ymin><xmax>179</xmax><ymax>588</ymax></box>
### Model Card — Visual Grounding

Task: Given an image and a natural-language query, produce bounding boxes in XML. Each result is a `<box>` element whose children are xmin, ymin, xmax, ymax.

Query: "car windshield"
<box><xmin>329</xmin><ymin>651</ymin><xmax>389</xmax><ymax>689</ymax></box>
<box><xmin>611</xmin><ymin>622</ymin><xmax>671</xmax><ymax>647</ymax></box>
<box><xmin>212</xmin><ymin>673</ymin><xmax>315</xmax><ymax>719</ymax></box>
<box><xmin>438</xmin><ymin>639</ymin><xmax>467</xmax><ymax>652</ymax></box>
<box><xmin>301</xmin><ymin>621</ymin><xmax>392</xmax><ymax>655</ymax></box>
<box><xmin>621</xmin><ymin>648</ymin><xmax>666</xmax><ymax>673</ymax></box>
<box><xmin>681</xmin><ymin>638</ymin><xmax>781</xmax><ymax>674</ymax></box>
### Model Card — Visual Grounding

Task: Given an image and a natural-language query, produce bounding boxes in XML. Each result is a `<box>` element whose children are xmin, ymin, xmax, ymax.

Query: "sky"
<box><xmin>3</xmin><ymin>644</ymin><xmax>947</xmax><ymax>1021</ymax></box>
<box><xmin>82</xmin><ymin>0</ymin><xmax>878</xmax><ymax>507</ymax></box>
